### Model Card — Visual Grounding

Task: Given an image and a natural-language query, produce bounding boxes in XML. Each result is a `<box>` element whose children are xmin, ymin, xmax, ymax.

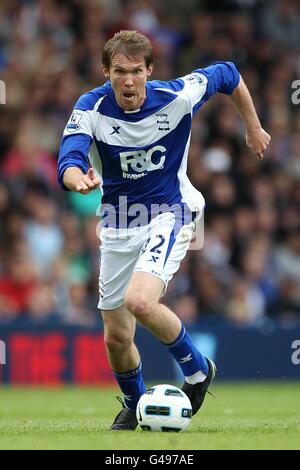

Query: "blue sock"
<box><xmin>165</xmin><ymin>324</ymin><xmax>209</xmax><ymax>377</ymax></box>
<box><xmin>114</xmin><ymin>363</ymin><xmax>147</xmax><ymax>411</ymax></box>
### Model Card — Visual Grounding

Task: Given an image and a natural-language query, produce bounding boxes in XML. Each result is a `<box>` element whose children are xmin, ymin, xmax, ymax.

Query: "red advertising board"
<box><xmin>0</xmin><ymin>332</ymin><xmax>115</xmax><ymax>385</ymax></box>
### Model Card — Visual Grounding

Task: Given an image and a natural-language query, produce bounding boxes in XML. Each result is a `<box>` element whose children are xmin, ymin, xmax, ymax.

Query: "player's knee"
<box><xmin>124</xmin><ymin>294</ymin><xmax>155</xmax><ymax>320</ymax></box>
<box><xmin>104</xmin><ymin>332</ymin><xmax>133</xmax><ymax>353</ymax></box>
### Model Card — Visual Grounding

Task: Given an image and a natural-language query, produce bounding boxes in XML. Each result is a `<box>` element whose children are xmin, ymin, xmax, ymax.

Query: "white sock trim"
<box><xmin>185</xmin><ymin>369</ymin><xmax>207</xmax><ymax>385</ymax></box>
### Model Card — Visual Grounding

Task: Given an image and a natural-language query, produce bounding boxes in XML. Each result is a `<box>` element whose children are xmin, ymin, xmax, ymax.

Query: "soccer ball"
<box><xmin>136</xmin><ymin>384</ymin><xmax>192</xmax><ymax>432</ymax></box>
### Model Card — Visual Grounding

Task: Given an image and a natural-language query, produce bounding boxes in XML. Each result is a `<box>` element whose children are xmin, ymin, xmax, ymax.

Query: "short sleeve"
<box><xmin>197</xmin><ymin>61</ymin><xmax>240</xmax><ymax>98</ymax></box>
<box><xmin>181</xmin><ymin>61</ymin><xmax>240</xmax><ymax>114</ymax></box>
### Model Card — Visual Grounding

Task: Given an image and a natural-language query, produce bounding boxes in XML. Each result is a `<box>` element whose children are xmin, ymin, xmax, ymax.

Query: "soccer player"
<box><xmin>58</xmin><ymin>30</ymin><xmax>270</xmax><ymax>430</ymax></box>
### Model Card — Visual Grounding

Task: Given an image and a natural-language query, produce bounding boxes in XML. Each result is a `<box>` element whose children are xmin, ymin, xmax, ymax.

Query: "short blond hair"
<box><xmin>102</xmin><ymin>30</ymin><xmax>154</xmax><ymax>69</ymax></box>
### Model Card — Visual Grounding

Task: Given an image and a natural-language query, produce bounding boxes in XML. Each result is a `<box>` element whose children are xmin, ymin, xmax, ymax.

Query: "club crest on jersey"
<box><xmin>156</xmin><ymin>113</ymin><xmax>170</xmax><ymax>131</ymax></box>
<box><xmin>66</xmin><ymin>112</ymin><xmax>82</xmax><ymax>132</ymax></box>
<box><xmin>120</xmin><ymin>145</ymin><xmax>166</xmax><ymax>179</ymax></box>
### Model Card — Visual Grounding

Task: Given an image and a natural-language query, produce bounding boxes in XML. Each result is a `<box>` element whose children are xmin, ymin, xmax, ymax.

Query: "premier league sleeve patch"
<box><xmin>66</xmin><ymin>111</ymin><xmax>82</xmax><ymax>132</ymax></box>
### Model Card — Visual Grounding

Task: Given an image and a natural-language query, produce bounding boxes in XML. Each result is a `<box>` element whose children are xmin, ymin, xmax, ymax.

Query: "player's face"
<box><xmin>103</xmin><ymin>54</ymin><xmax>153</xmax><ymax>111</ymax></box>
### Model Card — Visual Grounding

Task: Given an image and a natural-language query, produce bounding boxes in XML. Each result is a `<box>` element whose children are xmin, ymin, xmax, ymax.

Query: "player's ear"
<box><xmin>102</xmin><ymin>64</ymin><xmax>110</xmax><ymax>78</ymax></box>
<box><xmin>147</xmin><ymin>64</ymin><xmax>153</xmax><ymax>77</ymax></box>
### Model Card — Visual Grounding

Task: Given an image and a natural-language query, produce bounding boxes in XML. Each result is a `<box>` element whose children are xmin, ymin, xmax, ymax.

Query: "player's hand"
<box><xmin>75</xmin><ymin>168</ymin><xmax>101</xmax><ymax>194</ymax></box>
<box><xmin>246</xmin><ymin>127</ymin><xmax>271</xmax><ymax>160</ymax></box>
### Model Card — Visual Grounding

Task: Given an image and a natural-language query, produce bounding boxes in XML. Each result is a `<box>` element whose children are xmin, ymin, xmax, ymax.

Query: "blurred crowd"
<box><xmin>0</xmin><ymin>0</ymin><xmax>300</xmax><ymax>326</ymax></box>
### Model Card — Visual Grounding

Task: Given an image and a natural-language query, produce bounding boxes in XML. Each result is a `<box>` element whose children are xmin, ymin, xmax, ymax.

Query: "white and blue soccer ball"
<box><xmin>136</xmin><ymin>384</ymin><xmax>192</xmax><ymax>432</ymax></box>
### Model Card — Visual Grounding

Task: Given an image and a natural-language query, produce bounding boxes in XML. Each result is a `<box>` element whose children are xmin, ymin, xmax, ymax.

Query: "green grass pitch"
<box><xmin>0</xmin><ymin>382</ymin><xmax>299</xmax><ymax>450</ymax></box>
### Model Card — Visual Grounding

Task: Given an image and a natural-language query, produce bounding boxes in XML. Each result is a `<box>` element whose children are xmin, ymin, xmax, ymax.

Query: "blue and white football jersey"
<box><xmin>58</xmin><ymin>61</ymin><xmax>240</xmax><ymax>226</ymax></box>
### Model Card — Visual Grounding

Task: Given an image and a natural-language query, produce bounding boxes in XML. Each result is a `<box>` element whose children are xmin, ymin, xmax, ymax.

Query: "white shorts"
<box><xmin>98</xmin><ymin>212</ymin><xmax>200</xmax><ymax>310</ymax></box>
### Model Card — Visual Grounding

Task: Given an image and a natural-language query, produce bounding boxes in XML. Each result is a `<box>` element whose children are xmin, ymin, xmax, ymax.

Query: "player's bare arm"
<box><xmin>230</xmin><ymin>76</ymin><xmax>271</xmax><ymax>159</ymax></box>
<box><xmin>63</xmin><ymin>167</ymin><xmax>101</xmax><ymax>194</ymax></box>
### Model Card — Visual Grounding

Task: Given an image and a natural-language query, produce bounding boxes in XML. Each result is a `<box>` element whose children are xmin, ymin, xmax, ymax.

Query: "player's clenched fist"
<box><xmin>246</xmin><ymin>127</ymin><xmax>271</xmax><ymax>160</ymax></box>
